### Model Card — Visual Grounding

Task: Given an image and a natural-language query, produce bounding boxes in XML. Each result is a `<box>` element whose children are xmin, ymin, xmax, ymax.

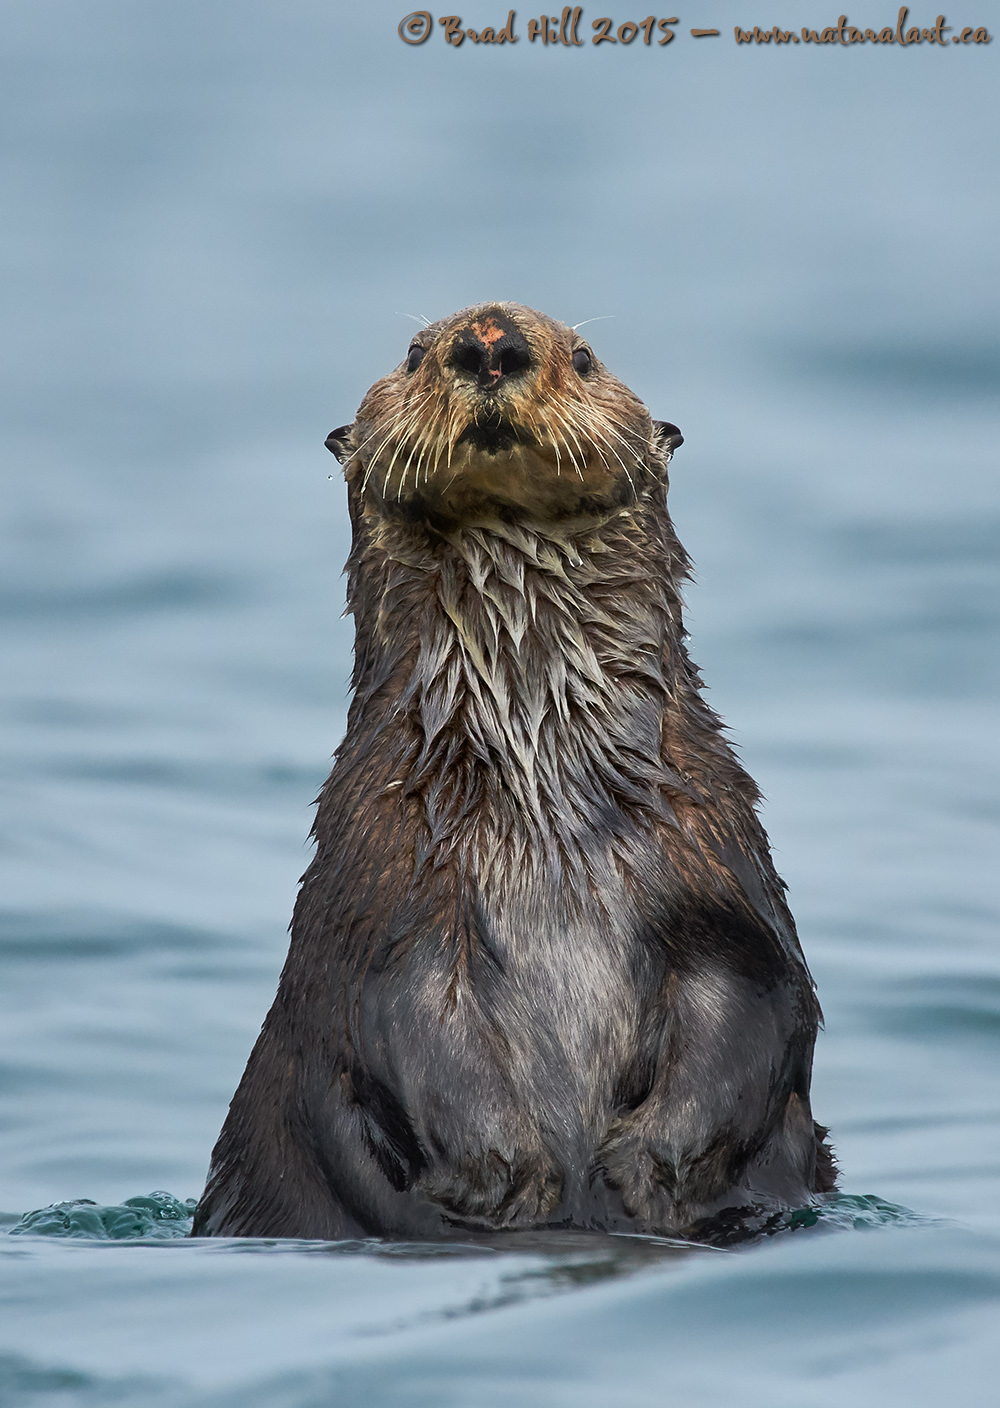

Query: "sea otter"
<box><xmin>194</xmin><ymin>302</ymin><xmax>835</xmax><ymax>1243</ymax></box>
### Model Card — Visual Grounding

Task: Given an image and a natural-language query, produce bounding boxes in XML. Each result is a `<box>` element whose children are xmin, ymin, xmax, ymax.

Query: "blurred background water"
<box><xmin>1</xmin><ymin>1</ymin><xmax>998</xmax><ymax>1403</ymax></box>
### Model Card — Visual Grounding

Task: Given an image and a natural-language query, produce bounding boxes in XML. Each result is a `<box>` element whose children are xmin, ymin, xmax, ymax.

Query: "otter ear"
<box><xmin>325</xmin><ymin>424</ymin><xmax>355</xmax><ymax>465</ymax></box>
<box><xmin>652</xmin><ymin>421</ymin><xmax>684</xmax><ymax>455</ymax></box>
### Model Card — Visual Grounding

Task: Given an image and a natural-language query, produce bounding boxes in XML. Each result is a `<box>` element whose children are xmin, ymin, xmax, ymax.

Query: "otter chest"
<box><xmin>364</xmin><ymin>867</ymin><xmax>646</xmax><ymax>1150</ymax></box>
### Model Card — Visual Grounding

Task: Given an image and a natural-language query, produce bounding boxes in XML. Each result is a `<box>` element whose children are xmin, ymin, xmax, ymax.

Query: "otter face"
<box><xmin>326</xmin><ymin>302</ymin><xmax>682</xmax><ymax>529</ymax></box>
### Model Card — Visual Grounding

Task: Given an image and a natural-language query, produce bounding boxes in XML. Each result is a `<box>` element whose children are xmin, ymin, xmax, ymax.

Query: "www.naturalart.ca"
<box><xmin>735</xmin><ymin>11</ymin><xmax>990</xmax><ymax>44</ymax></box>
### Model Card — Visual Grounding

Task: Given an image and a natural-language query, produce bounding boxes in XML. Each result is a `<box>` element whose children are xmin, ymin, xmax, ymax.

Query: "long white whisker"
<box><xmin>361</xmin><ymin>395</ymin><xmax>433</xmax><ymax>494</ymax></box>
<box><xmin>553</xmin><ymin>405</ymin><xmax>590</xmax><ymax>479</ymax></box>
<box><xmin>601</xmin><ymin>411</ymin><xmax>646</xmax><ymax>455</ymax></box>
<box><xmin>549</xmin><ymin>409</ymin><xmax>584</xmax><ymax>479</ymax></box>
<box><xmin>593</xmin><ymin>415</ymin><xmax>645</xmax><ymax>489</ymax></box>
<box><xmin>566</xmin><ymin>403</ymin><xmax>637</xmax><ymax>495</ymax></box>
<box><xmin>352</xmin><ymin>395</ymin><xmax>427</xmax><ymax>458</ymax></box>
<box><xmin>413</xmin><ymin>423</ymin><xmax>435</xmax><ymax>489</ymax></box>
<box><xmin>386</xmin><ymin>422</ymin><xmax>423</xmax><ymax>500</ymax></box>
<box><xmin>394</xmin><ymin>403</ymin><xmax>442</xmax><ymax>497</ymax></box>
<box><xmin>362</xmin><ymin>428</ymin><xmax>401</xmax><ymax>494</ymax></box>
<box><xmin>586</xmin><ymin>413</ymin><xmax>637</xmax><ymax>495</ymax></box>
<box><xmin>354</xmin><ymin>397</ymin><xmax>432</xmax><ymax>493</ymax></box>
<box><xmin>446</xmin><ymin>403</ymin><xmax>461</xmax><ymax>473</ymax></box>
<box><xmin>360</xmin><ymin>391</ymin><xmax>434</xmax><ymax>455</ymax></box>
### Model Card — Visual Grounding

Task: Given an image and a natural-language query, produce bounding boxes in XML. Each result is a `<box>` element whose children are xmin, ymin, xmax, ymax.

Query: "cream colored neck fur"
<box><xmin>360</xmin><ymin>508</ymin><xmax>691</xmax><ymax>890</ymax></box>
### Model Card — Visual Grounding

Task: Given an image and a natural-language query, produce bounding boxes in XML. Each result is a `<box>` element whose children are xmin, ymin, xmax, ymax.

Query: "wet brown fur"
<box><xmin>194</xmin><ymin>303</ymin><xmax>835</xmax><ymax>1243</ymax></box>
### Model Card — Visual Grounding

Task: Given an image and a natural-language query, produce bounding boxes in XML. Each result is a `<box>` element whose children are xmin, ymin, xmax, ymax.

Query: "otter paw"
<box><xmin>421</xmin><ymin>1150</ymin><xmax>563</xmax><ymax>1229</ymax></box>
<box><xmin>595</xmin><ymin>1125</ymin><xmax>681</xmax><ymax>1232</ymax></box>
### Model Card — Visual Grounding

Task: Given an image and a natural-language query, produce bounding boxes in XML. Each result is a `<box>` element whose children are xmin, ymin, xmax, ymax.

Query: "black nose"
<box><xmin>450</xmin><ymin>313</ymin><xmax>532</xmax><ymax>391</ymax></box>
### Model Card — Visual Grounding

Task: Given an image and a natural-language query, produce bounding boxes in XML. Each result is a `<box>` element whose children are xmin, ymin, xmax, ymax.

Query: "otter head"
<box><xmin>326</xmin><ymin>302</ymin><xmax>683</xmax><ymax>530</ymax></box>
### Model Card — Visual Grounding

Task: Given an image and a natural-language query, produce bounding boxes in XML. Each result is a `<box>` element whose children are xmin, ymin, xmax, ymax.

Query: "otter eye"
<box><xmin>572</xmin><ymin>348</ymin><xmax>592</xmax><ymax>376</ymax></box>
<box><xmin>406</xmin><ymin>344</ymin><xmax>426</xmax><ymax>374</ymax></box>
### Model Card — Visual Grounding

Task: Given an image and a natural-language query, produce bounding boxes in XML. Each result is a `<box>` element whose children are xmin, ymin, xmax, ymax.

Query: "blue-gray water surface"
<box><xmin>2</xmin><ymin>2</ymin><xmax>998</xmax><ymax>1403</ymax></box>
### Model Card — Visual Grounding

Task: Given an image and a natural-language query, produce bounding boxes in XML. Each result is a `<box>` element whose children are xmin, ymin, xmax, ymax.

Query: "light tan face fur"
<box><xmin>327</xmin><ymin>303</ymin><xmax>675</xmax><ymax>530</ymax></box>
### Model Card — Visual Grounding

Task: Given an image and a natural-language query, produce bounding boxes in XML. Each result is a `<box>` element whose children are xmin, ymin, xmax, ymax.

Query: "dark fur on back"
<box><xmin>194</xmin><ymin>304</ymin><xmax>834</xmax><ymax>1242</ymax></box>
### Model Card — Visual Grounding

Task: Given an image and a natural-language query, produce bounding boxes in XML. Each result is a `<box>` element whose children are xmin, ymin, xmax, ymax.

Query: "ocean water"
<box><xmin>2</xmin><ymin>1</ymin><xmax>998</xmax><ymax>1403</ymax></box>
